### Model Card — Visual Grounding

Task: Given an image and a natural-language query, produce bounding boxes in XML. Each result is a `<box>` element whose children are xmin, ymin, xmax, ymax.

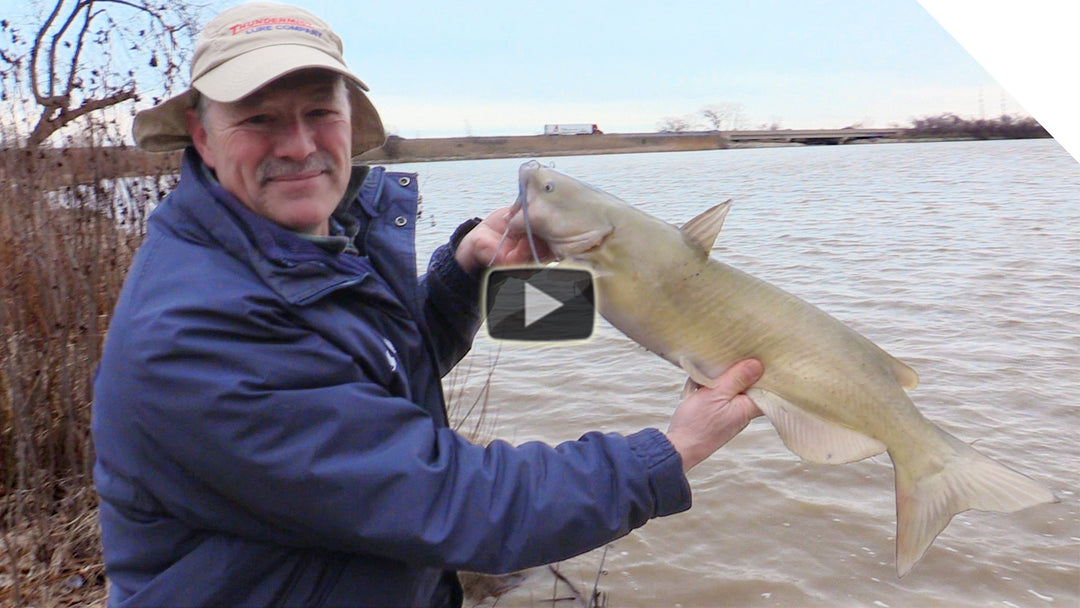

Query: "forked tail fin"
<box><xmin>893</xmin><ymin>436</ymin><xmax>1056</xmax><ymax>577</ymax></box>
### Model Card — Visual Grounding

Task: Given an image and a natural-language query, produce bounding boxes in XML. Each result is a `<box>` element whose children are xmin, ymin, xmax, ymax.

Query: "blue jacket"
<box><xmin>92</xmin><ymin>149</ymin><xmax>691</xmax><ymax>607</ymax></box>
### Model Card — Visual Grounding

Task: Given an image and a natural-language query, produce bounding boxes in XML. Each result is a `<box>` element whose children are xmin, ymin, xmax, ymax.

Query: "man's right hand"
<box><xmin>665</xmin><ymin>359</ymin><xmax>764</xmax><ymax>473</ymax></box>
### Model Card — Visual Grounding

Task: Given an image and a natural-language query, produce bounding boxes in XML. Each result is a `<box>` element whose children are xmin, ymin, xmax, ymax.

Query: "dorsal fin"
<box><xmin>891</xmin><ymin>357</ymin><xmax>920</xmax><ymax>389</ymax></box>
<box><xmin>680</xmin><ymin>200</ymin><xmax>732</xmax><ymax>252</ymax></box>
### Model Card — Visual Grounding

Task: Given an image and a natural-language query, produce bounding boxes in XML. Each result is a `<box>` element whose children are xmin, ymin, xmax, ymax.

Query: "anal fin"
<box><xmin>748</xmin><ymin>388</ymin><xmax>886</xmax><ymax>464</ymax></box>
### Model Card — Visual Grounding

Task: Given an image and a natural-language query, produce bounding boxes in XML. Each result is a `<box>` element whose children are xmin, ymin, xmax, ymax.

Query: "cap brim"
<box><xmin>132</xmin><ymin>90</ymin><xmax>198</xmax><ymax>153</ymax></box>
<box><xmin>132</xmin><ymin>68</ymin><xmax>385</xmax><ymax>156</ymax></box>
<box><xmin>345</xmin><ymin>81</ymin><xmax>386</xmax><ymax>157</ymax></box>
<box><xmin>193</xmin><ymin>44</ymin><xmax>369</xmax><ymax>103</ymax></box>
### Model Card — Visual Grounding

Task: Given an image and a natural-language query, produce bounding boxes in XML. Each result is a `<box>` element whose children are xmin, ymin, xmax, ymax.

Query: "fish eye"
<box><xmin>543</xmin><ymin>181</ymin><xmax>555</xmax><ymax>192</ymax></box>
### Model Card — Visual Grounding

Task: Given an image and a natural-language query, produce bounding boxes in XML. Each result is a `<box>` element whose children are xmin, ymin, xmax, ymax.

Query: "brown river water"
<box><xmin>400</xmin><ymin>139</ymin><xmax>1079</xmax><ymax>607</ymax></box>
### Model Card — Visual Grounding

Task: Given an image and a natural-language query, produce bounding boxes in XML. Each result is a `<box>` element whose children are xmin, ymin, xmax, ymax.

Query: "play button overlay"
<box><xmin>484</xmin><ymin>267</ymin><xmax>595</xmax><ymax>341</ymax></box>
<box><xmin>524</xmin><ymin>282</ymin><xmax>564</xmax><ymax>327</ymax></box>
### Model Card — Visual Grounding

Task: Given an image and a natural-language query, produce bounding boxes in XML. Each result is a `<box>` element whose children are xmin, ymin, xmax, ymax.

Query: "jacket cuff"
<box><xmin>430</xmin><ymin>243</ymin><xmax>480</xmax><ymax>295</ymax></box>
<box><xmin>430</xmin><ymin>217</ymin><xmax>484</xmax><ymax>294</ymax></box>
<box><xmin>450</xmin><ymin>217</ymin><xmax>484</xmax><ymax>252</ymax></box>
<box><xmin>626</xmin><ymin>428</ymin><xmax>691</xmax><ymax>517</ymax></box>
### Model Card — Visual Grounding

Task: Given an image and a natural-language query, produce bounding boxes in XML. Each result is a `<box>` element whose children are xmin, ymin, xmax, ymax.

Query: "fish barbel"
<box><xmin>506</xmin><ymin>160</ymin><xmax>1056</xmax><ymax>577</ymax></box>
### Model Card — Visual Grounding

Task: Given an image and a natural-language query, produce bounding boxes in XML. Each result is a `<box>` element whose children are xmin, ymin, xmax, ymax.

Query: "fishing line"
<box><xmin>521</xmin><ymin>204</ymin><xmax>542</xmax><ymax>265</ymax></box>
<box><xmin>486</xmin><ymin>208</ymin><xmax>543</xmax><ymax>267</ymax></box>
<box><xmin>487</xmin><ymin>161</ymin><xmax>544</xmax><ymax>266</ymax></box>
<box><xmin>487</xmin><ymin>225</ymin><xmax>511</xmax><ymax>267</ymax></box>
<box><xmin>517</xmin><ymin>161</ymin><xmax>549</xmax><ymax>264</ymax></box>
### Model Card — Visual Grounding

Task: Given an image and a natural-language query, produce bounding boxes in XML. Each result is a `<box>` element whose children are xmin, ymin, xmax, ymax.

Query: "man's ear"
<box><xmin>184</xmin><ymin>108</ymin><xmax>215</xmax><ymax>169</ymax></box>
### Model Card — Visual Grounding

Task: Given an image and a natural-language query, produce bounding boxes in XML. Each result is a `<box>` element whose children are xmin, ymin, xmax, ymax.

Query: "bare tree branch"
<box><xmin>62</xmin><ymin>6</ymin><xmax>97</xmax><ymax>96</ymax></box>
<box><xmin>31</xmin><ymin>0</ymin><xmax>69</xmax><ymax>103</ymax></box>
<box><xmin>6</xmin><ymin>0</ymin><xmax>203</xmax><ymax>147</ymax></box>
<box><xmin>27</xmin><ymin>86</ymin><xmax>135</xmax><ymax>146</ymax></box>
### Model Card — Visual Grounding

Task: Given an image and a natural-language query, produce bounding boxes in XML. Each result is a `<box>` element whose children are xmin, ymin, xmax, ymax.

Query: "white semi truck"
<box><xmin>543</xmin><ymin>123</ymin><xmax>603</xmax><ymax>135</ymax></box>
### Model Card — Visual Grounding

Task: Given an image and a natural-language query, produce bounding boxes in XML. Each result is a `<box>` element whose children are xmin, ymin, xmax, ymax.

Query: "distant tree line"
<box><xmin>659</xmin><ymin>102</ymin><xmax>750</xmax><ymax>133</ymax></box>
<box><xmin>904</xmin><ymin>113</ymin><xmax>1050</xmax><ymax>140</ymax></box>
<box><xmin>659</xmin><ymin>104</ymin><xmax>1052</xmax><ymax>142</ymax></box>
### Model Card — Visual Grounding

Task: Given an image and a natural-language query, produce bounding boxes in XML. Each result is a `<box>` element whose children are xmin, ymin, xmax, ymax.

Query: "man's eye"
<box><xmin>242</xmin><ymin>114</ymin><xmax>272</xmax><ymax>125</ymax></box>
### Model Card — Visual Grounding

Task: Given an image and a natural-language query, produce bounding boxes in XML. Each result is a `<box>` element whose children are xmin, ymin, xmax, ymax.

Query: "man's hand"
<box><xmin>454</xmin><ymin>207</ymin><xmax>553</xmax><ymax>273</ymax></box>
<box><xmin>666</xmin><ymin>359</ymin><xmax>765</xmax><ymax>473</ymax></box>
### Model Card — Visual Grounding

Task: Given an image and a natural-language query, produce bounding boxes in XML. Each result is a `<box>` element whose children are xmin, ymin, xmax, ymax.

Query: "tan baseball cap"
<box><xmin>133</xmin><ymin>2</ymin><xmax>385</xmax><ymax>155</ymax></box>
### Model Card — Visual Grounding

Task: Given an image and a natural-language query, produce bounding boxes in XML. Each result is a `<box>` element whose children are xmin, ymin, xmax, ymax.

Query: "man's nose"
<box><xmin>273</xmin><ymin>118</ymin><xmax>317</xmax><ymax>160</ymax></box>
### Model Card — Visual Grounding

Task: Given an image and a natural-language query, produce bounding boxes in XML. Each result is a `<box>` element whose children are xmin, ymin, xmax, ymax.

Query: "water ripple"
<box><xmin>402</xmin><ymin>139</ymin><xmax>1080</xmax><ymax>607</ymax></box>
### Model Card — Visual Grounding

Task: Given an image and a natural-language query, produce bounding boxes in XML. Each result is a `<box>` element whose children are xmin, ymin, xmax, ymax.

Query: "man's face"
<box><xmin>186</xmin><ymin>70</ymin><xmax>352</xmax><ymax>236</ymax></box>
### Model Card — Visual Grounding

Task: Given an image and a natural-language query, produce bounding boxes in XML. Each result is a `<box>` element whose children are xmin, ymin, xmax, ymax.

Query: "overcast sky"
<box><xmin>2</xmin><ymin>0</ymin><xmax>1076</xmax><ymax>156</ymax></box>
<box><xmin>290</xmin><ymin>0</ymin><xmax>1024</xmax><ymax>138</ymax></box>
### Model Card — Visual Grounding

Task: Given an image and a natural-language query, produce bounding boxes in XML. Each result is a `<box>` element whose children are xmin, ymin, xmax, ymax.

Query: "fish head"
<box><xmin>510</xmin><ymin>160</ymin><xmax>616</xmax><ymax>261</ymax></box>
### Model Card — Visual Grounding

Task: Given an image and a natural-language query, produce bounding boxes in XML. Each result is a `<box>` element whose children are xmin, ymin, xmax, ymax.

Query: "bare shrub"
<box><xmin>0</xmin><ymin>128</ymin><xmax>177</xmax><ymax>607</ymax></box>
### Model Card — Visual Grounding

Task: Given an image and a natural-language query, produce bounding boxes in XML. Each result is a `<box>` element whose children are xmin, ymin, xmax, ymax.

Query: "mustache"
<box><xmin>257</xmin><ymin>152</ymin><xmax>335</xmax><ymax>185</ymax></box>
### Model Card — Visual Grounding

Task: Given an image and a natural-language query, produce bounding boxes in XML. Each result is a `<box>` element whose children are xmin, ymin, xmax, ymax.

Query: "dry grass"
<box><xmin>1</xmin><ymin>484</ymin><xmax>106</xmax><ymax>607</ymax></box>
<box><xmin>0</xmin><ymin>133</ymin><xmax>610</xmax><ymax>606</ymax></box>
<box><xmin>0</xmin><ymin>137</ymin><xmax>538</xmax><ymax>606</ymax></box>
<box><xmin>0</xmin><ymin>134</ymin><xmax>172</xmax><ymax>606</ymax></box>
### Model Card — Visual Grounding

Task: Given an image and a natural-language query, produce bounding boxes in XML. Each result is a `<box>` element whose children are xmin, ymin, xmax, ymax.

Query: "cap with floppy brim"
<box><xmin>133</xmin><ymin>54</ymin><xmax>385</xmax><ymax>155</ymax></box>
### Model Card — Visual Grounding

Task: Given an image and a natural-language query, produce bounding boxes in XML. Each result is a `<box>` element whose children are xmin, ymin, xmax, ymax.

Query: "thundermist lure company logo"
<box><xmin>229</xmin><ymin>17</ymin><xmax>323</xmax><ymax>37</ymax></box>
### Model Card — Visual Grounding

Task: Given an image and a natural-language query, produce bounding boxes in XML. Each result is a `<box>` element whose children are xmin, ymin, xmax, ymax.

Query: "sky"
<box><xmin>2</xmin><ymin>0</ymin><xmax>1076</xmax><ymax>157</ymax></box>
<box><xmin>293</xmin><ymin>0</ymin><xmax>1026</xmax><ymax>138</ymax></box>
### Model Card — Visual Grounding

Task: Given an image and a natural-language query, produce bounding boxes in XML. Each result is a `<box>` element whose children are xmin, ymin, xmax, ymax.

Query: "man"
<box><xmin>92</xmin><ymin>3</ymin><xmax>763</xmax><ymax>606</ymax></box>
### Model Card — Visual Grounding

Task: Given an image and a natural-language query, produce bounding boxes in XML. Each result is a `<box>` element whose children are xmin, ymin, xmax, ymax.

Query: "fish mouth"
<box><xmin>504</xmin><ymin>199</ymin><xmax>609</xmax><ymax>262</ymax></box>
<box><xmin>544</xmin><ymin>230</ymin><xmax>611</xmax><ymax>261</ymax></box>
<box><xmin>505</xmin><ymin>160</ymin><xmax>613</xmax><ymax>263</ymax></box>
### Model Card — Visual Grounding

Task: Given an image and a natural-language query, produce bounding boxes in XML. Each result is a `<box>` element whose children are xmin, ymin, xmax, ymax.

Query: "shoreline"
<box><xmin>0</xmin><ymin>131</ymin><xmax>1046</xmax><ymax>185</ymax></box>
<box><xmin>355</xmin><ymin>129</ymin><xmax>912</xmax><ymax>165</ymax></box>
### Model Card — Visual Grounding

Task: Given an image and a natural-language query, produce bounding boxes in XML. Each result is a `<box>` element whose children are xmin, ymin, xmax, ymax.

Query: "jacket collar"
<box><xmin>161</xmin><ymin>148</ymin><xmax>394</xmax><ymax>307</ymax></box>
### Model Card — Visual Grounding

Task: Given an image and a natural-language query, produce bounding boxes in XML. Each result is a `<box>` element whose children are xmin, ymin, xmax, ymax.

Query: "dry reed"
<box><xmin>1</xmin><ymin>126</ymin><xmax>174</xmax><ymax>605</ymax></box>
<box><xmin>0</xmin><ymin>132</ymin><xmax>608</xmax><ymax>607</ymax></box>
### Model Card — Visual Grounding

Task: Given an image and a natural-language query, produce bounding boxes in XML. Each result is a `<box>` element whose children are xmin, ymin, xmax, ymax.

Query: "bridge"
<box><xmin>719</xmin><ymin>128</ymin><xmax>905</xmax><ymax>145</ymax></box>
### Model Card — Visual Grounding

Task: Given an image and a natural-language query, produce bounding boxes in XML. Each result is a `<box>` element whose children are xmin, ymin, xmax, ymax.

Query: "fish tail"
<box><xmin>892</xmin><ymin>434</ymin><xmax>1056</xmax><ymax>577</ymax></box>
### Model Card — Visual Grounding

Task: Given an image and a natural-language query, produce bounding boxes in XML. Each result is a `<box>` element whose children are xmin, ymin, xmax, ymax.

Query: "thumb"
<box><xmin>713</xmin><ymin>358</ymin><xmax>765</xmax><ymax>399</ymax></box>
<box><xmin>714</xmin><ymin>358</ymin><xmax>766</xmax><ymax>422</ymax></box>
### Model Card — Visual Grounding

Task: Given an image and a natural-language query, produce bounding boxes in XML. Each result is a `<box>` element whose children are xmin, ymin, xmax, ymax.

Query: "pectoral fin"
<box><xmin>748</xmin><ymin>388</ymin><xmax>887</xmax><ymax>464</ymax></box>
<box><xmin>678</xmin><ymin>355</ymin><xmax>721</xmax><ymax>388</ymax></box>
